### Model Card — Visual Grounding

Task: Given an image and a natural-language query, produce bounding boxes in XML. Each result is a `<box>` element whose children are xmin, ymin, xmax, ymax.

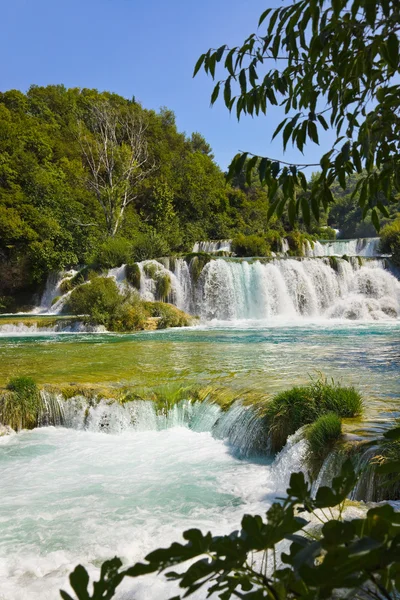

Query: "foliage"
<box><xmin>381</xmin><ymin>218</ymin><xmax>400</xmax><ymax>266</ymax></box>
<box><xmin>93</xmin><ymin>238</ymin><xmax>133</xmax><ymax>269</ymax></box>
<box><xmin>142</xmin><ymin>301</ymin><xmax>193</xmax><ymax>328</ymax></box>
<box><xmin>185</xmin><ymin>253</ymin><xmax>212</xmax><ymax>283</ymax></box>
<box><xmin>125</xmin><ymin>263</ymin><xmax>141</xmax><ymax>289</ymax></box>
<box><xmin>61</xmin><ymin>453</ymin><xmax>400</xmax><ymax>600</ymax></box>
<box><xmin>232</xmin><ymin>233</ymin><xmax>270</xmax><ymax>257</ymax></box>
<box><xmin>265</xmin><ymin>378</ymin><xmax>362</xmax><ymax>452</ymax></box>
<box><xmin>195</xmin><ymin>0</ymin><xmax>400</xmax><ymax>231</ymax></box>
<box><xmin>0</xmin><ymin>376</ymin><xmax>40</xmax><ymax>430</ymax></box>
<box><xmin>306</xmin><ymin>412</ymin><xmax>342</xmax><ymax>474</ymax></box>
<box><xmin>65</xmin><ymin>277</ymin><xmax>122</xmax><ymax>326</ymax></box>
<box><xmin>64</xmin><ymin>277</ymin><xmax>192</xmax><ymax>331</ymax></box>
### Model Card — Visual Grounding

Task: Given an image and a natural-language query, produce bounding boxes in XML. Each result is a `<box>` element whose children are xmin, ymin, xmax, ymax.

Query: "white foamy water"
<box><xmin>304</xmin><ymin>237</ymin><xmax>382</xmax><ymax>257</ymax></box>
<box><xmin>192</xmin><ymin>240</ymin><xmax>232</xmax><ymax>253</ymax></box>
<box><xmin>0</xmin><ymin>399</ymin><xmax>304</xmax><ymax>600</ymax></box>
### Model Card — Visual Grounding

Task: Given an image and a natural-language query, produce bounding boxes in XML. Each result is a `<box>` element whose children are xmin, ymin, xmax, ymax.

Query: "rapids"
<box><xmin>0</xmin><ymin>403</ymin><xmax>306</xmax><ymax>600</ymax></box>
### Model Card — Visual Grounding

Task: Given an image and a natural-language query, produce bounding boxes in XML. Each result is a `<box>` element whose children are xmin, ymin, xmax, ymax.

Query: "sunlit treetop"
<box><xmin>194</xmin><ymin>0</ymin><xmax>400</xmax><ymax>230</ymax></box>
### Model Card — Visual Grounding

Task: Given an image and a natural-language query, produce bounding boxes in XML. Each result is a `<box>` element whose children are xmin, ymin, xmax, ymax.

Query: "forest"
<box><xmin>0</xmin><ymin>84</ymin><xmax>399</xmax><ymax>310</ymax></box>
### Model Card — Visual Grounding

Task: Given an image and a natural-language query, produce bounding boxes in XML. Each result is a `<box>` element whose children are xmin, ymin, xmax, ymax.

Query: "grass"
<box><xmin>125</xmin><ymin>263</ymin><xmax>141</xmax><ymax>289</ymax></box>
<box><xmin>264</xmin><ymin>377</ymin><xmax>362</xmax><ymax>452</ymax></box>
<box><xmin>0</xmin><ymin>376</ymin><xmax>41</xmax><ymax>430</ymax></box>
<box><xmin>306</xmin><ymin>413</ymin><xmax>342</xmax><ymax>475</ymax></box>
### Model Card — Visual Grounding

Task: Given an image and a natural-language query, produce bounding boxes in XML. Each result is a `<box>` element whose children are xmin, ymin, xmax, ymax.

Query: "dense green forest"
<box><xmin>0</xmin><ymin>85</ymin><xmax>399</xmax><ymax>310</ymax></box>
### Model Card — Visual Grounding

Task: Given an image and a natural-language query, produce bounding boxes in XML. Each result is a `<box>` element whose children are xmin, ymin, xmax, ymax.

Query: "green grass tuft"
<box><xmin>265</xmin><ymin>377</ymin><xmax>362</xmax><ymax>452</ymax></box>
<box><xmin>306</xmin><ymin>413</ymin><xmax>342</xmax><ymax>474</ymax></box>
<box><xmin>1</xmin><ymin>376</ymin><xmax>41</xmax><ymax>430</ymax></box>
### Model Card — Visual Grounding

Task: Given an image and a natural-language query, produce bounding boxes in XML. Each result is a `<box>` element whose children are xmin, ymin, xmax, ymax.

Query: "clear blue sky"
<box><xmin>1</xmin><ymin>0</ymin><xmax>334</xmax><ymax>170</ymax></box>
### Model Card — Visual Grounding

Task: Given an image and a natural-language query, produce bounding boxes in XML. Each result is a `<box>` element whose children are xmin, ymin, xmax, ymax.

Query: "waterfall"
<box><xmin>35</xmin><ymin>269</ymin><xmax>78</xmax><ymax>314</ymax></box>
<box><xmin>192</xmin><ymin>240</ymin><xmax>232</xmax><ymax>253</ymax></box>
<box><xmin>304</xmin><ymin>237</ymin><xmax>382</xmax><ymax>258</ymax></box>
<box><xmin>29</xmin><ymin>239</ymin><xmax>399</xmax><ymax>323</ymax></box>
<box><xmin>37</xmin><ymin>395</ymin><xmax>270</xmax><ymax>458</ymax></box>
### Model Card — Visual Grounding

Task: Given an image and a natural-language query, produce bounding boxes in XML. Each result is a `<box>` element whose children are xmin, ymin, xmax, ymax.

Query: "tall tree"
<box><xmin>194</xmin><ymin>0</ymin><xmax>400</xmax><ymax>230</ymax></box>
<box><xmin>78</xmin><ymin>100</ymin><xmax>154</xmax><ymax>237</ymax></box>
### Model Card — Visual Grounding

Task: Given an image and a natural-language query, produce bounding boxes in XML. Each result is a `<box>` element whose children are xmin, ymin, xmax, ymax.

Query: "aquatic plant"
<box><xmin>0</xmin><ymin>376</ymin><xmax>41</xmax><ymax>430</ymax></box>
<box><xmin>125</xmin><ymin>263</ymin><xmax>141</xmax><ymax>289</ymax></box>
<box><xmin>184</xmin><ymin>253</ymin><xmax>212</xmax><ymax>283</ymax></box>
<box><xmin>306</xmin><ymin>413</ymin><xmax>342</xmax><ymax>475</ymax></box>
<box><xmin>155</xmin><ymin>273</ymin><xmax>171</xmax><ymax>300</ymax></box>
<box><xmin>328</xmin><ymin>256</ymin><xmax>339</xmax><ymax>272</ymax></box>
<box><xmin>265</xmin><ymin>378</ymin><xmax>362</xmax><ymax>452</ymax></box>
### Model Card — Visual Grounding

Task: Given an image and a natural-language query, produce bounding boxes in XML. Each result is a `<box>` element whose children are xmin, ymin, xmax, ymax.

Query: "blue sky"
<box><xmin>2</xmin><ymin>0</ymin><xmax>334</xmax><ymax>170</ymax></box>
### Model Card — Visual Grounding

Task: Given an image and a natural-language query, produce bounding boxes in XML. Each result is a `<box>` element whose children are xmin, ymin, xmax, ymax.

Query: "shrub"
<box><xmin>110</xmin><ymin>302</ymin><xmax>148</xmax><ymax>332</ymax></box>
<box><xmin>381</xmin><ymin>218</ymin><xmax>400</xmax><ymax>266</ymax></box>
<box><xmin>265</xmin><ymin>378</ymin><xmax>362</xmax><ymax>452</ymax></box>
<box><xmin>306</xmin><ymin>413</ymin><xmax>342</xmax><ymax>474</ymax></box>
<box><xmin>232</xmin><ymin>234</ymin><xmax>270</xmax><ymax>257</ymax></box>
<box><xmin>65</xmin><ymin>277</ymin><xmax>121</xmax><ymax>326</ymax></box>
<box><xmin>265</xmin><ymin>229</ymin><xmax>284</xmax><ymax>252</ymax></box>
<box><xmin>143</xmin><ymin>302</ymin><xmax>193</xmax><ymax>328</ymax></box>
<box><xmin>125</xmin><ymin>263</ymin><xmax>141</xmax><ymax>290</ymax></box>
<box><xmin>311</xmin><ymin>226</ymin><xmax>337</xmax><ymax>240</ymax></box>
<box><xmin>131</xmin><ymin>230</ymin><xmax>169</xmax><ymax>261</ymax></box>
<box><xmin>2</xmin><ymin>376</ymin><xmax>41</xmax><ymax>430</ymax></box>
<box><xmin>94</xmin><ymin>237</ymin><xmax>133</xmax><ymax>269</ymax></box>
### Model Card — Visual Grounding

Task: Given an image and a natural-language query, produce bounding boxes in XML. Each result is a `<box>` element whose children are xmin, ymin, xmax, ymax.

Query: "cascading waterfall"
<box><xmin>39</xmin><ymin>394</ymin><xmax>269</xmax><ymax>458</ymax></box>
<box><xmin>192</xmin><ymin>240</ymin><xmax>232</xmax><ymax>253</ymax></box>
<box><xmin>304</xmin><ymin>237</ymin><xmax>382</xmax><ymax>257</ymax></box>
<box><xmin>35</xmin><ymin>269</ymin><xmax>78</xmax><ymax>314</ymax></box>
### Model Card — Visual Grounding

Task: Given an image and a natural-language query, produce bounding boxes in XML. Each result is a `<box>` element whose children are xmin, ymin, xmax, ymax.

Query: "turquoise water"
<box><xmin>0</xmin><ymin>321</ymin><xmax>399</xmax><ymax>599</ymax></box>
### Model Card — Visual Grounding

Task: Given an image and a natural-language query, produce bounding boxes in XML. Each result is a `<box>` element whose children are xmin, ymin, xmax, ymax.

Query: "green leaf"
<box><xmin>235</xmin><ymin>152</ymin><xmax>249</xmax><ymax>175</ymax></box>
<box><xmin>224</xmin><ymin>79</ymin><xmax>231</xmax><ymax>107</ymax></box>
<box><xmin>216</xmin><ymin>45</ymin><xmax>226</xmax><ymax>62</ymax></box>
<box><xmin>69</xmin><ymin>565</ymin><xmax>90</xmax><ymax>600</ymax></box>
<box><xmin>307</xmin><ymin>121</ymin><xmax>319</xmax><ymax>144</ymax></box>
<box><xmin>258</xmin><ymin>8</ymin><xmax>272</xmax><ymax>26</ymax></box>
<box><xmin>386</xmin><ymin>33</ymin><xmax>399</xmax><ymax>68</ymax></box>
<box><xmin>224</xmin><ymin>48</ymin><xmax>236</xmax><ymax>76</ymax></box>
<box><xmin>377</xmin><ymin>201</ymin><xmax>390</xmax><ymax>218</ymax></box>
<box><xmin>193</xmin><ymin>54</ymin><xmax>205</xmax><ymax>77</ymax></box>
<box><xmin>371</xmin><ymin>208</ymin><xmax>380</xmax><ymax>232</ymax></box>
<box><xmin>311</xmin><ymin>195</ymin><xmax>320</xmax><ymax>221</ymax></box>
<box><xmin>211</xmin><ymin>82</ymin><xmax>220</xmax><ymax>105</ymax></box>
<box><xmin>271</xmin><ymin>161</ymin><xmax>280</xmax><ymax>178</ymax></box>
<box><xmin>246</xmin><ymin>155</ymin><xmax>258</xmax><ymax>185</ymax></box>
<box><xmin>301</xmin><ymin>196</ymin><xmax>311</xmax><ymax>226</ymax></box>
<box><xmin>317</xmin><ymin>114</ymin><xmax>329</xmax><ymax>131</ymax></box>
<box><xmin>239</xmin><ymin>69</ymin><xmax>247</xmax><ymax>94</ymax></box>
<box><xmin>258</xmin><ymin>157</ymin><xmax>269</xmax><ymax>183</ymax></box>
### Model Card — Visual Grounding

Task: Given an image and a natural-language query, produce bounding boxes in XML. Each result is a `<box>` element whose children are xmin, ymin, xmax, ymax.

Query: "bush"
<box><xmin>125</xmin><ymin>263</ymin><xmax>141</xmax><ymax>289</ymax></box>
<box><xmin>131</xmin><ymin>230</ymin><xmax>169</xmax><ymax>262</ymax></box>
<box><xmin>381</xmin><ymin>219</ymin><xmax>400</xmax><ymax>266</ymax></box>
<box><xmin>65</xmin><ymin>277</ymin><xmax>121</xmax><ymax>326</ymax></box>
<box><xmin>311</xmin><ymin>226</ymin><xmax>337</xmax><ymax>240</ymax></box>
<box><xmin>265</xmin><ymin>229</ymin><xmax>284</xmax><ymax>252</ymax></box>
<box><xmin>265</xmin><ymin>378</ymin><xmax>362</xmax><ymax>452</ymax></box>
<box><xmin>143</xmin><ymin>302</ymin><xmax>193</xmax><ymax>328</ymax></box>
<box><xmin>306</xmin><ymin>413</ymin><xmax>342</xmax><ymax>473</ymax></box>
<box><xmin>232</xmin><ymin>234</ymin><xmax>270</xmax><ymax>257</ymax></box>
<box><xmin>2</xmin><ymin>376</ymin><xmax>41</xmax><ymax>430</ymax></box>
<box><xmin>94</xmin><ymin>237</ymin><xmax>133</xmax><ymax>269</ymax></box>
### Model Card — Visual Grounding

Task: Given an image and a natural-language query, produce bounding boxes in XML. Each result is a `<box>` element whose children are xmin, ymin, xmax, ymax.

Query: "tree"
<box><xmin>78</xmin><ymin>100</ymin><xmax>155</xmax><ymax>237</ymax></box>
<box><xmin>194</xmin><ymin>0</ymin><xmax>400</xmax><ymax>231</ymax></box>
